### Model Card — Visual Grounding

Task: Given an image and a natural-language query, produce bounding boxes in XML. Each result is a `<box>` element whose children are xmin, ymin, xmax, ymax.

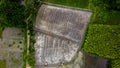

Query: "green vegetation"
<box><xmin>0</xmin><ymin>25</ymin><xmax>4</xmax><ymax>38</ymax></box>
<box><xmin>22</xmin><ymin>27</ymin><xmax>27</xmax><ymax>68</ymax></box>
<box><xmin>44</xmin><ymin>0</ymin><xmax>89</xmax><ymax>8</ymax></box>
<box><xmin>83</xmin><ymin>0</ymin><xmax>120</xmax><ymax>68</ymax></box>
<box><xmin>0</xmin><ymin>0</ymin><xmax>26</xmax><ymax>68</ymax></box>
<box><xmin>24</xmin><ymin>0</ymin><xmax>40</xmax><ymax>68</ymax></box>
<box><xmin>0</xmin><ymin>0</ymin><xmax>41</xmax><ymax>68</ymax></box>
<box><xmin>0</xmin><ymin>0</ymin><xmax>26</xmax><ymax>28</ymax></box>
<box><xmin>83</xmin><ymin>24</ymin><xmax>120</xmax><ymax>59</ymax></box>
<box><xmin>0</xmin><ymin>0</ymin><xmax>120</xmax><ymax>68</ymax></box>
<box><xmin>0</xmin><ymin>60</ymin><xmax>6</xmax><ymax>68</ymax></box>
<box><xmin>111</xmin><ymin>59</ymin><xmax>120</xmax><ymax>68</ymax></box>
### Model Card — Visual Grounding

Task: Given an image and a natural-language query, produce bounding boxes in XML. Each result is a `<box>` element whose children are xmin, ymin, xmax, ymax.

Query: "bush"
<box><xmin>111</xmin><ymin>59</ymin><xmax>120</xmax><ymax>68</ymax></box>
<box><xmin>0</xmin><ymin>0</ymin><xmax>26</xmax><ymax>28</ymax></box>
<box><xmin>107</xmin><ymin>10</ymin><xmax>120</xmax><ymax>25</ymax></box>
<box><xmin>27</xmin><ymin>54</ymin><xmax>35</xmax><ymax>68</ymax></box>
<box><xmin>83</xmin><ymin>24</ymin><xmax>120</xmax><ymax>59</ymax></box>
<box><xmin>84</xmin><ymin>0</ymin><xmax>120</xmax><ymax>67</ymax></box>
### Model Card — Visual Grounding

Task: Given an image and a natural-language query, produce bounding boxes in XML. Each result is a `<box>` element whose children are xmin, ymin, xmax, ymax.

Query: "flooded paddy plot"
<box><xmin>35</xmin><ymin>4</ymin><xmax>92</xmax><ymax>67</ymax></box>
<box><xmin>0</xmin><ymin>28</ymin><xmax>24</xmax><ymax>68</ymax></box>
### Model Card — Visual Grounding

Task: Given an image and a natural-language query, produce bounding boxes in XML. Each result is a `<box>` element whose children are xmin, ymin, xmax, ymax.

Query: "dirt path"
<box><xmin>26</xmin><ymin>30</ymin><xmax>31</xmax><ymax>68</ymax></box>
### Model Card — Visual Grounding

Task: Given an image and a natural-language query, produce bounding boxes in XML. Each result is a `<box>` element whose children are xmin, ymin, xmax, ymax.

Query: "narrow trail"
<box><xmin>25</xmin><ymin>14</ymin><xmax>32</xmax><ymax>68</ymax></box>
<box><xmin>26</xmin><ymin>30</ymin><xmax>30</xmax><ymax>68</ymax></box>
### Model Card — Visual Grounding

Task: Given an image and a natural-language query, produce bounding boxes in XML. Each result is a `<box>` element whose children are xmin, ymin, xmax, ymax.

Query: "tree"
<box><xmin>108</xmin><ymin>0</ymin><xmax>120</xmax><ymax>11</ymax></box>
<box><xmin>0</xmin><ymin>0</ymin><xmax>25</xmax><ymax>28</ymax></box>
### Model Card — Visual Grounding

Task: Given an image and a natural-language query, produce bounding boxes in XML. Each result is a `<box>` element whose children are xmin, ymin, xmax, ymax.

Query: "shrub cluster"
<box><xmin>83</xmin><ymin>24</ymin><xmax>120</xmax><ymax>59</ymax></box>
<box><xmin>0</xmin><ymin>0</ymin><xmax>26</xmax><ymax>28</ymax></box>
<box><xmin>111</xmin><ymin>59</ymin><xmax>120</xmax><ymax>68</ymax></box>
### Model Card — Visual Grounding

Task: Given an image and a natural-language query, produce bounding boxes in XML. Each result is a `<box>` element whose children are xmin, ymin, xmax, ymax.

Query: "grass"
<box><xmin>44</xmin><ymin>0</ymin><xmax>89</xmax><ymax>8</ymax></box>
<box><xmin>111</xmin><ymin>59</ymin><xmax>120</xmax><ymax>68</ymax></box>
<box><xmin>82</xmin><ymin>1</ymin><xmax>120</xmax><ymax>68</ymax></box>
<box><xmin>91</xmin><ymin>10</ymin><xmax>120</xmax><ymax>25</ymax></box>
<box><xmin>0</xmin><ymin>25</ymin><xmax>4</xmax><ymax>38</ymax></box>
<box><xmin>0</xmin><ymin>28</ymin><xmax>3</xmax><ymax>38</ymax></box>
<box><xmin>83</xmin><ymin>24</ymin><xmax>120</xmax><ymax>59</ymax></box>
<box><xmin>83</xmin><ymin>2</ymin><xmax>120</xmax><ymax>59</ymax></box>
<box><xmin>0</xmin><ymin>60</ymin><xmax>6</xmax><ymax>68</ymax></box>
<box><xmin>106</xmin><ymin>10</ymin><xmax>120</xmax><ymax>25</ymax></box>
<box><xmin>22</xmin><ymin>27</ymin><xmax>27</xmax><ymax>68</ymax></box>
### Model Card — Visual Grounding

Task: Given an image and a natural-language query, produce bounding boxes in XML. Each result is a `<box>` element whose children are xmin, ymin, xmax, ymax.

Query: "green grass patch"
<box><xmin>44</xmin><ymin>0</ymin><xmax>89</xmax><ymax>8</ymax></box>
<box><xmin>111</xmin><ymin>59</ymin><xmax>120</xmax><ymax>68</ymax></box>
<box><xmin>91</xmin><ymin>9</ymin><xmax>120</xmax><ymax>25</ymax></box>
<box><xmin>107</xmin><ymin>10</ymin><xmax>120</xmax><ymax>25</ymax></box>
<box><xmin>83</xmin><ymin>24</ymin><xmax>120</xmax><ymax>59</ymax></box>
<box><xmin>84</xmin><ymin>0</ymin><xmax>120</xmax><ymax>67</ymax></box>
<box><xmin>0</xmin><ymin>60</ymin><xmax>6</xmax><ymax>68</ymax></box>
<box><xmin>0</xmin><ymin>26</ymin><xmax>4</xmax><ymax>38</ymax></box>
<box><xmin>22</xmin><ymin>27</ymin><xmax>27</xmax><ymax>68</ymax></box>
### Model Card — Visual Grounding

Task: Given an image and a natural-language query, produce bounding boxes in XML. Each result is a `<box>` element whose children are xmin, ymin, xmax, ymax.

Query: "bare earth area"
<box><xmin>34</xmin><ymin>4</ymin><xmax>92</xmax><ymax>68</ymax></box>
<box><xmin>0</xmin><ymin>28</ymin><xmax>24</xmax><ymax>68</ymax></box>
<box><xmin>43</xmin><ymin>51</ymin><xmax>85</xmax><ymax>68</ymax></box>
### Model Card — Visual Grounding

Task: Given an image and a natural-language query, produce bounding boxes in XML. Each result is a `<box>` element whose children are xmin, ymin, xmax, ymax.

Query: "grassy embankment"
<box><xmin>44</xmin><ymin>0</ymin><xmax>89</xmax><ymax>8</ymax></box>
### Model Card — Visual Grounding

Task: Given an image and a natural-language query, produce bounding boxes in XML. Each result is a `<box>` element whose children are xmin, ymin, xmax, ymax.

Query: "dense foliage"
<box><xmin>90</xmin><ymin>0</ymin><xmax>120</xmax><ymax>25</ymax></box>
<box><xmin>90</xmin><ymin>0</ymin><xmax>120</xmax><ymax>10</ymax></box>
<box><xmin>111</xmin><ymin>59</ymin><xmax>120</xmax><ymax>68</ymax></box>
<box><xmin>83</xmin><ymin>24</ymin><xmax>120</xmax><ymax>59</ymax></box>
<box><xmin>24</xmin><ymin>0</ymin><xmax>41</xmax><ymax>68</ymax></box>
<box><xmin>108</xmin><ymin>0</ymin><xmax>120</xmax><ymax>11</ymax></box>
<box><xmin>83</xmin><ymin>0</ymin><xmax>120</xmax><ymax>68</ymax></box>
<box><xmin>0</xmin><ymin>0</ymin><xmax>26</xmax><ymax>28</ymax></box>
